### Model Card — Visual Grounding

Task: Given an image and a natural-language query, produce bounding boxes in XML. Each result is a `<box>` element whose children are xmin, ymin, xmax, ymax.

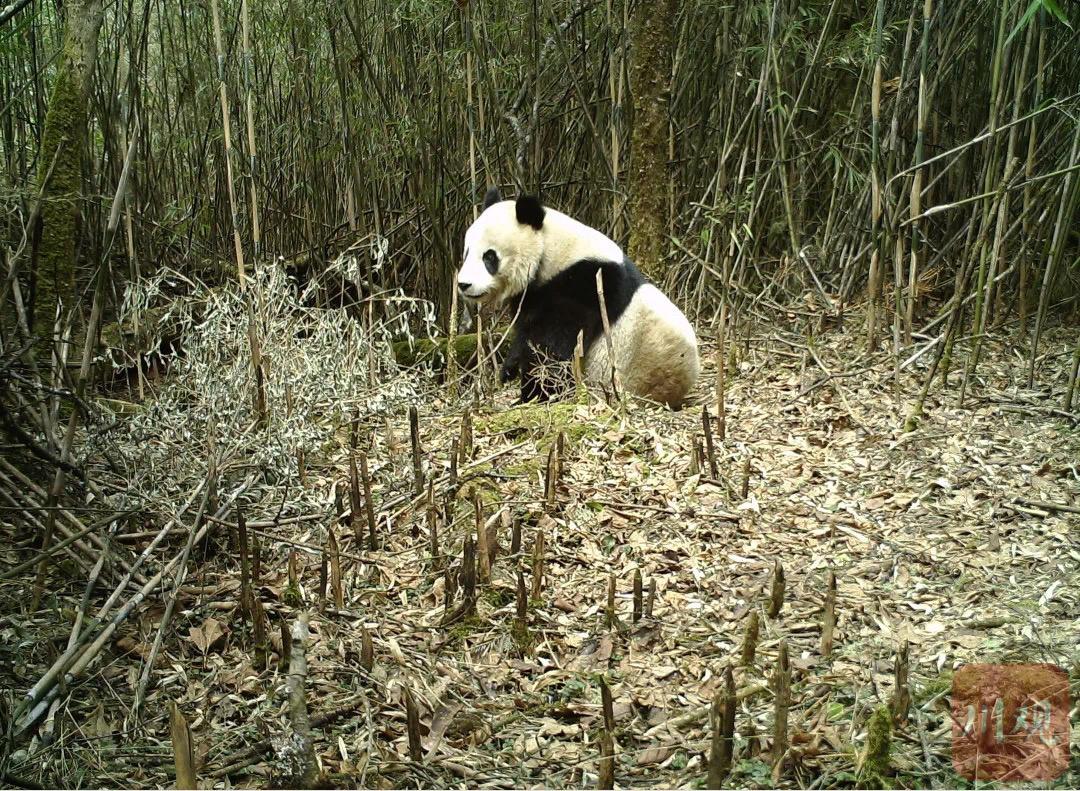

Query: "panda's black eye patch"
<box><xmin>483</xmin><ymin>249</ymin><xmax>499</xmax><ymax>275</ymax></box>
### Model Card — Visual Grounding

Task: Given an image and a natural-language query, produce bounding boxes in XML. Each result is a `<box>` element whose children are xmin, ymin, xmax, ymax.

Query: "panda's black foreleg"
<box><xmin>500</xmin><ymin>332</ymin><xmax>526</xmax><ymax>384</ymax></box>
<box><xmin>517</xmin><ymin>343</ymin><xmax>551</xmax><ymax>402</ymax></box>
<box><xmin>520</xmin><ymin>371</ymin><xmax>547</xmax><ymax>403</ymax></box>
<box><xmin>509</xmin><ymin>321</ymin><xmax>585</xmax><ymax>402</ymax></box>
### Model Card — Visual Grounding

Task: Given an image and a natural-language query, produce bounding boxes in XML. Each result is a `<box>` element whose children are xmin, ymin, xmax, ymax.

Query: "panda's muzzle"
<box><xmin>457</xmin><ymin>279</ymin><xmax>493</xmax><ymax>300</ymax></box>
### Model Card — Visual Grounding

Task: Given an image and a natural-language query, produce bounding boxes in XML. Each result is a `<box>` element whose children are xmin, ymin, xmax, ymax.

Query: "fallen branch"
<box><xmin>208</xmin><ymin>698</ymin><xmax>366</xmax><ymax>777</ymax></box>
<box><xmin>1014</xmin><ymin>497</ymin><xmax>1080</xmax><ymax>515</ymax></box>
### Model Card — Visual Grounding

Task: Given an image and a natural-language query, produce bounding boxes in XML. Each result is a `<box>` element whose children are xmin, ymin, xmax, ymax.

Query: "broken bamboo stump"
<box><xmin>458</xmin><ymin>408</ymin><xmax>473</xmax><ymax>464</ymax></box>
<box><xmin>600</xmin><ymin>676</ymin><xmax>615</xmax><ymax>733</ymax></box>
<box><xmin>409</xmin><ymin>405</ymin><xmax>423</xmax><ymax>495</ymax></box>
<box><xmin>252</xmin><ymin>598</ymin><xmax>269</xmax><ymax>669</ymax></box>
<box><xmin>605</xmin><ymin>574</ymin><xmax>616</xmax><ymax>628</ymax></box>
<box><xmin>349</xmin><ymin>450</ymin><xmax>363</xmax><ymax>546</ymax></box>
<box><xmin>360</xmin><ymin>626</ymin><xmax>374</xmax><ymax>673</ymax></box>
<box><xmin>512</xmin><ymin>567</ymin><xmax>531</xmax><ymax>652</ymax></box>
<box><xmin>772</xmin><ymin>640</ymin><xmax>790</xmax><ymax>770</ymax></box>
<box><xmin>707</xmin><ymin>665</ymin><xmax>737</xmax><ymax>787</ymax></box>
<box><xmin>741</xmin><ymin>610</ymin><xmax>760</xmax><ymax>666</ymax></box>
<box><xmin>767</xmin><ymin>559</ymin><xmax>785</xmax><ymax>619</ymax></box>
<box><xmin>544</xmin><ymin>443</ymin><xmax>558</xmax><ymax>512</ymax></box>
<box><xmin>531</xmin><ymin>529</ymin><xmax>545</xmax><ymax>600</ymax></box>
<box><xmin>286</xmin><ymin>614</ymin><xmax>318</xmax><ymax>787</ymax></box>
<box><xmin>428</xmin><ymin>500</ymin><xmax>441</xmax><ymax>570</ymax></box>
<box><xmin>238</xmin><ymin>508</ymin><xmax>253</xmax><ymax>622</ymax></box>
<box><xmin>169</xmin><ymin>701</ymin><xmax>197</xmax><ymax>790</ymax></box>
<box><xmin>328</xmin><ymin>529</ymin><xmax>343</xmax><ymax>609</ymax></box>
<box><xmin>359</xmin><ymin>451</ymin><xmax>377</xmax><ymax>551</ymax></box>
<box><xmin>702</xmin><ymin>406</ymin><xmax>719</xmax><ymax>479</ymax></box>
<box><xmin>597</xmin><ymin>731</ymin><xmax>615</xmax><ymax>790</ymax></box>
<box><xmin>890</xmin><ymin>640</ymin><xmax>911</xmax><ymax>725</ymax></box>
<box><xmin>474</xmin><ymin>491</ymin><xmax>490</xmax><ymax>584</ymax></box>
<box><xmin>821</xmin><ymin>570</ymin><xmax>836</xmax><ymax>657</ymax></box>
<box><xmin>632</xmin><ymin>569</ymin><xmax>643</xmax><ymax>623</ymax></box>
<box><xmin>510</xmin><ymin>517</ymin><xmax>522</xmax><ymax>556</ymax></box>
<box><xmin>449</xmin><ymin>437</ymin><xmax>459</xmax><ymax>491</ymax></box>
<box><xmin>405</xmin><ymin>684</ymin><xmax>423</xmax><ymax>762</ymax></box>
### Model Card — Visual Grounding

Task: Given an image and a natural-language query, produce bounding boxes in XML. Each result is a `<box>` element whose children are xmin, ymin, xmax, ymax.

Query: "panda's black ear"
<box><xmin>515</xmin><ymin>195</ymin><xmax>545</xmax><ymax>230</ymax></box>
<box><xmin>482</xmin><ymin>187</ymin><xmax>503</xmax><ymax>210</ymax></box>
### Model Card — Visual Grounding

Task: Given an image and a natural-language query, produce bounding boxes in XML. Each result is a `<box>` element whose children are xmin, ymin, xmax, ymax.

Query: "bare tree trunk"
<box><xmin>30</xmin><ymin>0</ymin><xmax>104</xmax><ymax>334</ymax></box>
<box><xmin>627</xmin><ymin>0</ymin><xmax>677</xmax><ymax>278</ymax></box>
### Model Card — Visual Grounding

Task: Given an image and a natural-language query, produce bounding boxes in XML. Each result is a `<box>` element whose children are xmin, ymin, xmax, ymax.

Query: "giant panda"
<box><xmin>456</xmin><ymin>188</ymin><xmax>699</xmax><ymax>408</ymax></box>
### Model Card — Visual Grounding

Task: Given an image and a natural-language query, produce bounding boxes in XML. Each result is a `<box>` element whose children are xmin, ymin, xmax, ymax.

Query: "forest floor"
<box><xmin>2</xmin><ymin>291</ymin><xmax>1078</xmax><ymax>788</ymax></box>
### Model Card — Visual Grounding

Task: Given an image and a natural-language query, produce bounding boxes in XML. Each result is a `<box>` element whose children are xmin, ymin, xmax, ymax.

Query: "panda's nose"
<box><xmin>457</xmin><ymin>281</ymin><xmax>472</xmax><ymax>293</ymax></box>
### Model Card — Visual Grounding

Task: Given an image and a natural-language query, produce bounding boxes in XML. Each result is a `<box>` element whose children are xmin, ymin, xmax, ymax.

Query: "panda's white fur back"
<box><xmin>537</xmin><ymin>208</ymin><xmax>699</xmax><ymax>406</ymax></box>
<box><xmin>584</xmin><ymin>284</ymin><xmax>699</xmax><ymax>407</ymax></box>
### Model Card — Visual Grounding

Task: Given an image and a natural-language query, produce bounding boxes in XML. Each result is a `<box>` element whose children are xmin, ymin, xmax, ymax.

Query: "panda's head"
<box><xmin>457</xmin><ymin>187</ymin><xmax>546</xmax><ymax>304</ymax></box>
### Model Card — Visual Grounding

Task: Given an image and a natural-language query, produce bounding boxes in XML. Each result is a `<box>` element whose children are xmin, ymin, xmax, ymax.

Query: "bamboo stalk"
<box><xmin>865</xmin><ymin>0</ymin><xmax>886</xmax><ymax>350</ymax></box>
<box><xmin>240</xmin><ymin>0</ymin><xmax>261</xmax><ymax>257</ymax></box>
<box><xmin>1027</xmin><ymin>116</ymin><xmax>1080</xmax><ymax>387</ymax></box>
<box><xmin>1019</xmin><ymin>19</ymin><xmax>1046</xmax><ymax>338</ymax></box>
<box><xmin>595</xmin><ymin>269</ymin><xmax>620</xmax><ymax>401</ymax></box>
<box><xmin>210</xmin><ymin>0</ymin><xmax>247</xmax><ymax>286</ymax></box>
<box><xmin>906</xmin><ymin>0</ymin><xmax>933</xmax><ymax>344</ymax></box>
<box><xmin>134</xmin><ymin>483</ymin><xmax>213</xmax><ymax>713</ymax></box>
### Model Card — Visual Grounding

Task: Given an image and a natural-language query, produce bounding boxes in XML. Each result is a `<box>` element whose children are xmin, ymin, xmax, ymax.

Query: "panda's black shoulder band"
<box><xmin>515</xmin><ymin>195</ymin><xmax>545</xmax><ymax>229</ymax></box>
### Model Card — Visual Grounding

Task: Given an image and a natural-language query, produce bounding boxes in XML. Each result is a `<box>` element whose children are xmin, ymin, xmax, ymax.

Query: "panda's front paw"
<box><xmin>500</xmin><ymin>359</ymin><xmax>519</xmax><ymax>383</ymax></box>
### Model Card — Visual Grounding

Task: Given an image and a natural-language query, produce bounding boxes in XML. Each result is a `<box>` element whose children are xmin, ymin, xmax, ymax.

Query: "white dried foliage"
<box><xmin>87</xmin><ymin>260</ymin><xmax>433</xmax><ymax>516</ymax></box>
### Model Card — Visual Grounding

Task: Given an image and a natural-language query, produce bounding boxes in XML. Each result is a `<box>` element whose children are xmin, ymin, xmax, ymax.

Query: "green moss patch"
<box><xmin>392</xmin><ymin>336</ymin><xmax>478</xmax><ymax>370</ymax></box>
<box><xmin>477</xmin><ymin>401</ymin><xmax>605</xmax><ymax>445</ymax></box>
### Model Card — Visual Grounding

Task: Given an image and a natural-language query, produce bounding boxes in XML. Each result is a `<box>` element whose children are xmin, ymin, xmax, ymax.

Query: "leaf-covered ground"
<box><xmin>2</xmin><ymin>317</ymin><xmax>1078</xmax><ymax>789</ymax></box>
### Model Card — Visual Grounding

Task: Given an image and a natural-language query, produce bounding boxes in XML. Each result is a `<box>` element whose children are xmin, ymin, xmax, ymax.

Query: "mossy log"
<box><xmin>391</xmin><ymin>336</ymin><xmax>479</xmax><ymax>371</ymax></box>
<box><xmin>99</xmin><ymin>304</ymin><xmax>185</xmax><ymax>360</ymax></box>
